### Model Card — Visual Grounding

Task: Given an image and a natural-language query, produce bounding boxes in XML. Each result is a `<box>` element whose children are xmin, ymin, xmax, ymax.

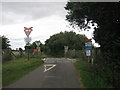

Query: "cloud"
<box><xmin>1</xmin><ymin>0</ymin><xmax>68</xmax><ymax>2</ymax></box>
<box><xmin>0</xmin><ymin>3</ymin><xmax>2</xmax><ymax>25</ymax></box>
<box><xmin>0</xmin><ymin>14</ymin><xmax>70</xmax><ymax>49</ymax></box>
<box><xmin>2</xmin><ymin>2</ymin><xmax>67</xmax><ymax>25</ymax></box>
<box><xmin>0</xmin><ymin>1</ymin><xmax>100</xmax><ymax>49</ymax></box>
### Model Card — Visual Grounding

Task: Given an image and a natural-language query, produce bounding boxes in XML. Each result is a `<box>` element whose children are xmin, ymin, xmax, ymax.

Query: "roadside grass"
<box><xmin>74</xmin><ymin>60</ymin><xmax>113</xmax><ymax>88</ymax></box>
<box><xmin>2</xmin><ymin>59</ymin><xmax>44</xmax><ymax>87</ymax></box>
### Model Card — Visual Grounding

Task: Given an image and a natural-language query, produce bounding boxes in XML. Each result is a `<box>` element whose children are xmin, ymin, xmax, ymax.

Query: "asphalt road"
<box><xmin>5</xmin><ymin>58</ymin><xmax>81</xmax><ymax>88</ymax></box>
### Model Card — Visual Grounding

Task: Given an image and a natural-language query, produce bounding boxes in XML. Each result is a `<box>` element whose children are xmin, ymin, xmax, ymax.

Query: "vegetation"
<box><xmin>74</xmin><ymin>60</ymin><xmax>113</xmax><ymax>88</ymax></box>
<box><xmin>2</xmin><ymin>59</ymin><xmax>44</xmax><ymax>86</ymax></box>
<box><xmin>45</xmin><ymin>31</ymin><xmax>87</xmax><ymax>57</ymax></box>
<box><xmin>1</xmin><ymin>36</ymin><xmax>11</xmax><ymax>49</ymax></box>
<box><xmin>65</xmin><ymin>2</ymin><xmax>120</xmax><ymax>88</ymax></box>
<box><xmin>1</xmin><ymin>36</ymin><xmax>13</xmax><ymax>62</ymax></box>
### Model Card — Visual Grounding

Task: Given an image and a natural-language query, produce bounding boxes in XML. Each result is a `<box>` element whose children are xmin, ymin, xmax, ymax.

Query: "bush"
<box><xmin>93</xmin><ymin>48</ymin><xmax>120</xmax><ymax>88</ymax></box>
<box><xmin>2</xmin><ymin>49</ymin><xmax>13</xmax><ymax>63</ymax></box>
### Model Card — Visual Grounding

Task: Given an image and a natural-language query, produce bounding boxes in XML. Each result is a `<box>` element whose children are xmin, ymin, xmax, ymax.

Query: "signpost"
<box><xmin>24</xmin><ymin>37</ymin><xmax>31</xmax><ymax>46</ymax></box>
<box><xmin>64</xmin><ymin>46</ymin><xmax>68</xmax><ymax>56</ymax></box>
<box><xmin>35</xmin><ymin>41</ymin><xmax>41</xmax><ymax>47</ymax></box>
<box><xmin>85</xmin><ymin>46</ymin><xmax>92</xmax><ymax>50</ymax></box>
<box><xmin>24</xmin><ymin>27</ymin><xmax>33</xmax><ymax>60</ymax></box>
<box><xmin>35</xmin><ymin>40</ymin><xmax>41</xmax><ymax>55</ymax></box>
<box><xmin>85</xmin><ymin>39</ymin><xmax>92</xmax><ymax>63</ymax></box>
<box><xmin>24</xmin><ymin>27</ymin><xmax>33</xmax><ymax>37</ymax></box>
<box><xmin>86</xmin><ymin>50</ymin><xmax>91</xmax><ymax>56</ymax></box>
<box><xmin>34</xmin><ymin>49</ymin><xmax>38</xmax><ymax>52</ymax></box>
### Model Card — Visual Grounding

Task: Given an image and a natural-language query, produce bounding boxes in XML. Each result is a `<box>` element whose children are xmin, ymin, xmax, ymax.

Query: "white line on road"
<box><xmin>42</xmin><ymin>58</ymin><xmax>46</xmax><ymax>61</ymax></box>
<box><xmin>44</xmin><ymin>64</ymin><xmax>56</xmax><ymax>72</ymax></box>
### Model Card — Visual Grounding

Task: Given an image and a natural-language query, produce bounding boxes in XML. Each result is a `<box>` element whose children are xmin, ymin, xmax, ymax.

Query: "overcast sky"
<box><xmin>0</xmin><ymin>1</ymin><xmax>100</xmax><ymax>50</ymax></box>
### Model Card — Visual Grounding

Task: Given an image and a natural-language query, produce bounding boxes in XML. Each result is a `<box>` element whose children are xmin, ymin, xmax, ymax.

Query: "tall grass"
<box><xmin>2</xmin><ymin>59</ymin><xmax>44</xmax><ymax>86</ymax></box>
<box><xmin>74</xmin><ymin>60</ymin><xmax>113</xmax><ymax>88</ymax></box>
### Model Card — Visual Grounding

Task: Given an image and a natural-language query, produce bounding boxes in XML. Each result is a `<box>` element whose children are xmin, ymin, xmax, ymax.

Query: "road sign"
<box><xmin>64</xmin><ymin>46</ymin><xmax>68</xmax><ymax>52</ymax></box>
<box><xmin>85</xmin><ymin>42</ymin><xmax>92</xmax><ymax>46</ymax></box>
<box><xmin>86</xmin><ymin>50</ymin><xmax>91</xmax><ymax>56</ymax></box>
<box><xmin>35</xmin><ymin>41</ymin><xmax>41</xmax><ymax>47</ymax></box>
<box><xmin>24</xmin><ymin>37</ymin><xmax>31</xmax><ymax>43</ymax></box>
<box><xmin>24</xmin><ymin>27</ymin><xmax>33</xmax><ymax>37</ymax></box>
<box><xmin>37</xmin><ymin>47</ymin><xmax>41</xmax><ymax>52</ymax></box>
<box><xmin>24</xmin><ymin>37</ymin><xmax>31</xmax><ymax>46</ymax></box>
<box><xmin>34</xmin><ymin>49</ymin><xmax>38</xmax><ymax>52</ymax></box>
<box><xmin>85</xmin><ymin>46</ymin><xmax>92</xmax><ymax>50</ymax></box>
<box><xmin>26</xmin><ymin>42</ymin><xmax>31</xmax><ymax>46</ymax></box>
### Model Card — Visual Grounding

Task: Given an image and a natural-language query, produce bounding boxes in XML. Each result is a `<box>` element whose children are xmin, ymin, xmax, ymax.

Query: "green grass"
<box><xmin>2</xmin><ymin>59</ymin><xmax>44</xmax><ymax>86</ymax></box>
<box><xmin>74</xmin><ymin>60</ymin><xmax>113</xmax><ymax>88</ymax></box>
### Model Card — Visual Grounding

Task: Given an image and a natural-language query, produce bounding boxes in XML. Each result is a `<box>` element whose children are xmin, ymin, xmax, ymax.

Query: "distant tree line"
<box><xmin>44</xmin><ymin>31</ymin><xmax>87</xmax><ymax>57</ymax></box>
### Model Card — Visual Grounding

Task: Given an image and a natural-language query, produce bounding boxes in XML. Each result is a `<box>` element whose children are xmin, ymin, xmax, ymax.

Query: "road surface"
<box><xmin>4</xmin><ymin>58</ymin><xmax>81</xmax><ymax>88</ymax></box>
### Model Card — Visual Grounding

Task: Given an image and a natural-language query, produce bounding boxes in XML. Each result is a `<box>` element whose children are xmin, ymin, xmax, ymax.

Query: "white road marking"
<box><xmin>44</xmin><ymin>64</ymin><xmax>56</xmax><ymax>72</ymax></box>
<box><xmin>42</xmin><ymin>58</ymin><xmax>46</xmax><ymax>61</ymax></box>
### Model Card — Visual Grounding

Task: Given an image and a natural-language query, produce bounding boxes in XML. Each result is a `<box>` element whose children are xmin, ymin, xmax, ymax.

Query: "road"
<box><xmin>5</xmin><ymin>58</ymin><xmax>81</xmax><ymax>88</ymax></box>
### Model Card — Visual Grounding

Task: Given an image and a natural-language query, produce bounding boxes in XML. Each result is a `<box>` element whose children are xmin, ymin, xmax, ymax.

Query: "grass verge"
<box><xmin>2</xmin><ymin>59</ymin><xmax>44</xmax><ymax>87</ymax></box>
<box><xmin>74</xmin><ymin>60</ymin><xmax>113</xmax><ymax>88</ymax></box>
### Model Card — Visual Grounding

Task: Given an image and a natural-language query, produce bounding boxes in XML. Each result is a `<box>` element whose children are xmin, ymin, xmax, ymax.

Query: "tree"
<box><xmin>65</xmin><ymin>2</ymin><xmax>120</xmax><ymax>49</ymax></box>
<box><xmin>1</xmin><ymin>36</ymin><xmax>11</xmax><ymax>49</ymax></box>
<box><xmin>1</xmin><ymin>36</ymin><xmax>12</xmax><ymax>62</ymax></box>
<box><xmin>65</xmin><ymin>2</ymin><xmax>120</xmax><ymax>87</ymax></box>
<box><xmin>45</xmin><ymin>31</ymin><xmax>87</xmax><ymax>56</ymax></box>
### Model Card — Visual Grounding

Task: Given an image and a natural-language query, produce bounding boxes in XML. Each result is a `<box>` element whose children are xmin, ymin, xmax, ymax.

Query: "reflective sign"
<box><xmin>85</xmin><ymin>46</ymin><xmax>92</xmax><ymax>50</ymax></box>
<box><xmin>64</xmin><ymin>46</ymin><xmax>68</xmax><ymax>53</ymax></box>
<box><xmin>35</xmin><ymin>41</ymin><xmax>41</xmax><ymax>47</ymax></box>
<box><xmin>34</xmin><ymin>49</ymin><xmax>38</xmax><ymax>52</ymax></box>
<box><xmin>85</xmin><ymin>42</ymin><xmax>92</xmax><ymax>46</ymax></box>
<box><xmin>86</xmin><ymin>50</ymin><xmax>91</xmax><ymax>56</ymax></box>
<box><xmin>24</xmin><ymin>27</ymin><xmax>33</xmax><ymax>37</ymax></box>
<box><xmin>24</xmin><ymin>37</ymin><xmax>31</xmax><ymax>43</ymax></box>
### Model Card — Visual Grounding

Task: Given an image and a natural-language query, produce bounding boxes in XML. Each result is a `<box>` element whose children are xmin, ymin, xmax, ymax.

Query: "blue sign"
<box><xmin>85</xmin><ymin>46</ymin><xmax>92</xmax><ymax>50</ymax></box>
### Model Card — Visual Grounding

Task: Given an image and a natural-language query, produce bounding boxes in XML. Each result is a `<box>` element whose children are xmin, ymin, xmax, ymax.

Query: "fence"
<box><xmin>2</xmin><ymin>49</ymin><xmax>45</xmax><ymax>63</ymax></box>
<box><xmin>66</xmin><ymin>48</ymin><xmax>102</xmax><ymax>63</ymax></box>
<box><xmin>66</xmin><ymin>49</ymin><xmax>87</xmax><ymax>60</ymax></box>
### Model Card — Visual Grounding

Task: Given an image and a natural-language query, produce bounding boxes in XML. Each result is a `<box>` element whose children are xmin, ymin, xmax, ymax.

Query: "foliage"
<box><xmin>65</xmin><ymin>2</ymin><xmax>120</xmax><ymax>51</ymax></box>
<box><xmin>45</xmin><ymin>31</ymin><xmax>87</xmax><ymax>57</ymax></box>
<box><xmin>74</xmin><ymin>60</ymin><xmax>113</xmax><ymax>88</ymax></box>
<box><xmin>1</xmin><ymin>36</ymin><xmax>11</xmax><ymax>49</ymax></box>
<box><xmin>65</xmin><ymin>2</ymin><xmax>120</xmax><ymax>87</ymax></box>
<box><xmin>1</xmin><ymin>36</ymin><xmax>12</xmax><ymax>62</ymax></box>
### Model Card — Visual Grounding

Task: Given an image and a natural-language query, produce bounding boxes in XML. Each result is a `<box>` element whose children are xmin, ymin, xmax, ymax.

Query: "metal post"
<box><xmin>88</xmin><ymin>56</ymin><xmax>89</xmax><ymax>63</ymax></box>
<box><xmin>28</xmin><ymin>46</ymin><xmax>29</xmax><ymax>60</ymax></box>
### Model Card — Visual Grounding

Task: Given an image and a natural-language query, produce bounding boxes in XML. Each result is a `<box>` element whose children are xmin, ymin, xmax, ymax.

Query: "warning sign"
<box><xmin>24</xmin><ymin>27</ymin><xmax>33</xmax><ymax>37</ymax></box>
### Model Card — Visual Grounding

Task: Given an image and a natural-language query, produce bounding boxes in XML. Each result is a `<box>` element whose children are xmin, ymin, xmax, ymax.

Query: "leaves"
<box><xmin>65</xmin><ymin>2</ymin><xmax>120</xmax><ymax>88</ymax></box>
<box><xmin>1</xmin><ymin>36</ymin><xmax>11</xmax><ymax>49</ymax></box>
<box><xmin>45</xmin><ymin>31</ymin><xmax>87</xmax><ymax>56</ymax></box>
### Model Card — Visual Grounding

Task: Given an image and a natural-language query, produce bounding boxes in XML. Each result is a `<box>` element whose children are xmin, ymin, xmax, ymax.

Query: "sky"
<box><xmin>0</xmin><ymin>0</ymin><xmax>100</xmax><ymax>50</ymax></box>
